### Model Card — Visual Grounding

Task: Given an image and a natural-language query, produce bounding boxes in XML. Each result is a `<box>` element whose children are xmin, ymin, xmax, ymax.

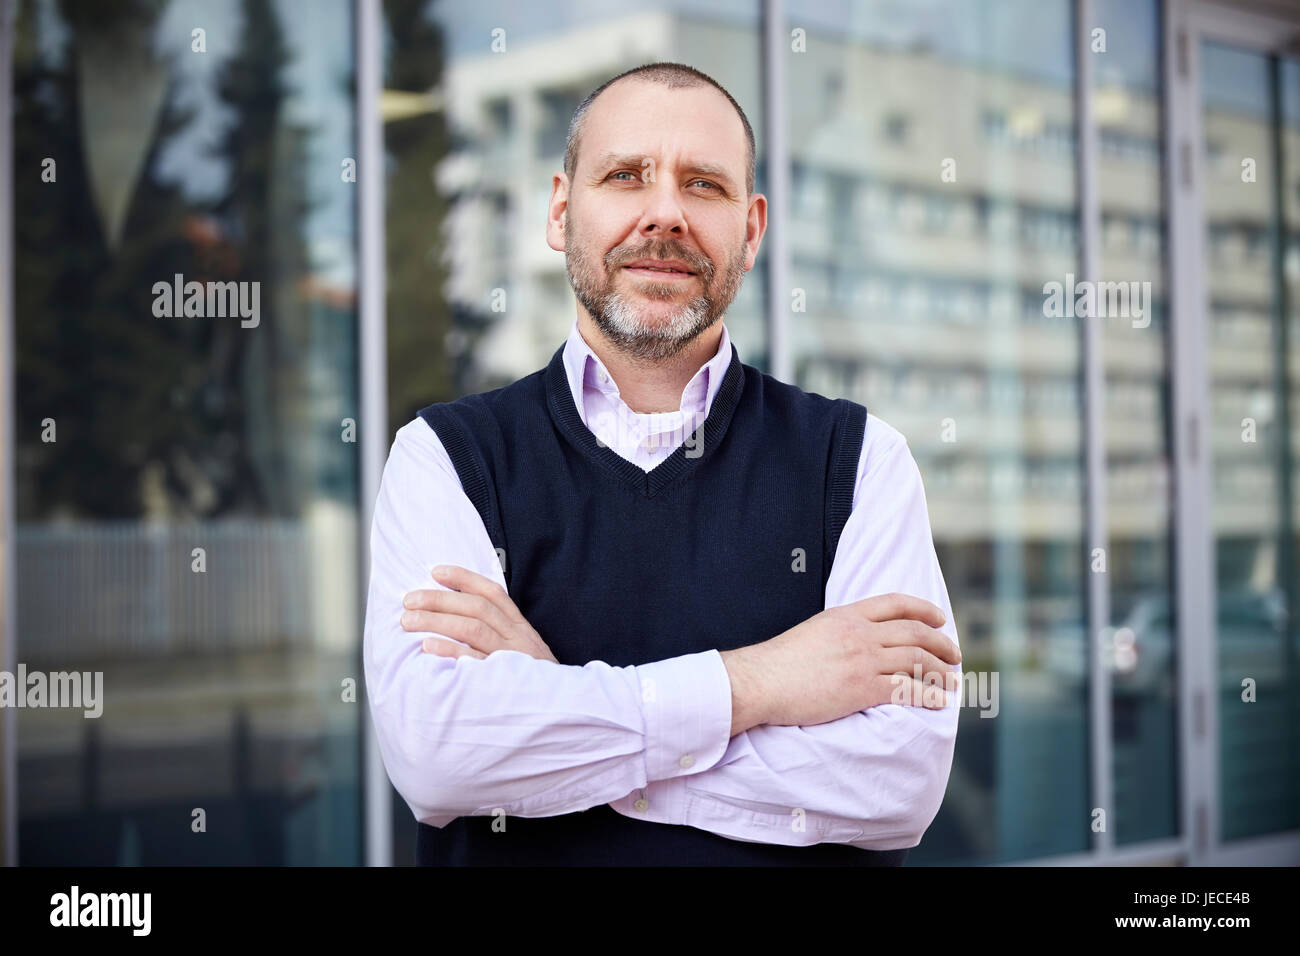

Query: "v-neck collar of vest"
<box><xmin>545</xmin><ymin>340</ymin><xmax>746</xmax><ymax>498</ymax></box>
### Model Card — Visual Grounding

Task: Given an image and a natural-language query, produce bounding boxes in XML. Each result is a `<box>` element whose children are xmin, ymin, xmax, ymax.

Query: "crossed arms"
<box><xmin>362</xmin><ymin>415</ymin><xmax>961</xmax><ymax>850</ymax></box>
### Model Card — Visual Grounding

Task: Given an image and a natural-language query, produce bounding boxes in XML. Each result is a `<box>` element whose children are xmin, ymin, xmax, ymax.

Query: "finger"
<box><xmin>885</xmin><ymin>674</ymin><xmax>950</xmax><ymax>709</ymax></box>
<box><xmin>402</xmin><ymin>610</ymin><xmax>508</xmax><ymax>654</ymax></box>
<box><xmin>855</xmin><ymin>592</ymin><xmax>946</xmax><ymax>628</ymax></box>
<box><xmin>878</xmin><ymin>645</ymin><xmax>960</xmax><ymax>685</ymax></box>
<box><xmin>876</xmin><ymin>619</ymin><xmax>962</xmax><ymax>665</ymax></box>
<box><xmin>421</xmin><ymin>637</ymin><xmax>487</xmax><ymax>661</ymax></box>
<box><xmin>404</xmin><ymin>587</ymin><xmax>517</xmax><ymax>641</ymax></box>
<box><xmin>430</xmin><ymin>565</ymin><xmax>523</xmax><ymax>623</ymax></box>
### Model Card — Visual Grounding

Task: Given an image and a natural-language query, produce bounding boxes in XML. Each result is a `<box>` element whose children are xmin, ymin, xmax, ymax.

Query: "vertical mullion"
<box><xmin>357</xmin><ymin>0</ymin><xmax>390</xmax><ymax>868</ymax></box>
<box><xmin>1166</xmin><ymin>0</ymin><xmax>1216</xmax><ymax>865</ymax></box>
<box><xmin>762</xmin><ymin>0</ymin><xmax>791</xmax><ymax>382</ymax></box>
<box><xmin>1075</xmin><ymin>0</ymin><xmax>1113</xmax><ymax>858</ymax></box>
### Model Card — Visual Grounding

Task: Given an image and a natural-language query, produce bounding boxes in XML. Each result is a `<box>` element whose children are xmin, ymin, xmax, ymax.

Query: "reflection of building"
<box><xmin>434</xmin><ymin>11</ymin><xmax>767</xmax><ymax>390</ymax></box>
<box><xmin>2</xmin><ymin>0</ymin><xmax>363</xmax><ymax>867</ymax></box>
<box><xmin>438</xmin><ymin>13</ymin><xmax>1285</xmax><ymax>602</ymax></box>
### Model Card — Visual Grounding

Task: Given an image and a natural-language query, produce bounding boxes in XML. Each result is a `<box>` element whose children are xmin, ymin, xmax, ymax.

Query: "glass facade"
<box><xmin>3</xmin><ymin>0</ymin><xmax>1298</xmax><ymax>866</ymax></box>
<box><xmin>1094</xmin><ymin>0</ymin><xmax>1178</xmax><ymax>847</ymax></box>
<box><xmin>1199</xmin><ymin>38</ymin><xmax>1300</xmax><ymax>842</ymax></box>
<box><xmin>10</xmin><ymin>0</ymin><xmax>361</xmax><ymax>864</ymax></box>
<box><xmin>784</xmin><ymin>0</ymin><xmax>1089</xmax><ymax>863</ymax></box>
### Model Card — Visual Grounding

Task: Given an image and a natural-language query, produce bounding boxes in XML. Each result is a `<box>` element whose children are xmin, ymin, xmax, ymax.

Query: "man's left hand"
<box><xmin>400</xmin><ymin>565</ymin><xmax>558</xmax><ymax>663</ymax></box>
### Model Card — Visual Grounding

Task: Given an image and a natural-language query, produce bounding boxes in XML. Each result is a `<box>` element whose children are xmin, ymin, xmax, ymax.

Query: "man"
<box><xmin>363</xmin><ymin>62</ymin><xmax>962</xmax><ymax>866</ymax></box>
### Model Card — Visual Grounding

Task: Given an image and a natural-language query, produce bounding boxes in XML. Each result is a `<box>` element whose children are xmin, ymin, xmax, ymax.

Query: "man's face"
<box><xmin>553</xmin><ymin>79</ymin><xmax>765</xmax><ymax>362</ymax></box>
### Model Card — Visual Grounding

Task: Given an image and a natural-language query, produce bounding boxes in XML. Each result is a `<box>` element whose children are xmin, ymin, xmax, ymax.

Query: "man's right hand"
<box><xmin>720</xmin><ymin>594</ymin><xmax>961</xmax><ymax>736</ymax></box>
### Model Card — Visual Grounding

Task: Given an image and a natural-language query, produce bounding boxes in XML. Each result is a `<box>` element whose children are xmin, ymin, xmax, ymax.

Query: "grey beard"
<box><xmin>587</xmin><ymin>290</ymin><xmax>714</xmax><ymax>362</ymax></box>
<box><xmin>566</xmin><ymin>243</ymin><xmax>743</xmax><ymax>366</ymax></box>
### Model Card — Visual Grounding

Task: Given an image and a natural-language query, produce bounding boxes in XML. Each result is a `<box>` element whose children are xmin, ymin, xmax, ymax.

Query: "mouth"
<box><xmin>622</xmin><ymin>261</ymin><xmax>697</xmax><ymax>281</ymax></box>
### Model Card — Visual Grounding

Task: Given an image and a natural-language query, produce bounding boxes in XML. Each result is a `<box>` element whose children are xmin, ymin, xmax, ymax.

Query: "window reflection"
<box><xmin>1093</xmin><ymin>0</ymin><xmax>1177</xmax><ymax>847</ymax></box>
<box><xmin>1201</xmin><ymin>40</ymin><xmax>1300</xmax><ymax>842</ymax></box>
<box><xmin>12</xmin><ymin>0</ymin><xmax>361</xmax><ymax>864</ymax></box>
<box><xmin>786</xmin><ymin>0</ymin><xmax>1088</xmax><ymax>863</ymax></box>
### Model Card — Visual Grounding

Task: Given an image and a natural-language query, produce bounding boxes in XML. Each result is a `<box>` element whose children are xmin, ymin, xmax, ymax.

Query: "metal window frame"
<box><xmin>1075</xmin><ymin>0</ymin><xmax>1114</xmax><ymax>860</ymax></box>
<box><xmin>763</xmin><ymin>0</ymin><xmax>791</xmax><ymax>382</ymax></box>
<box><xmin>357</xmin><ymin>0</ymin><xmax>391</xmax><ymax>868</ymax></box>
<box><xmin>1169</xmin><ymin>0</ymin><xmax>1300</xmax><ymax>867</ymax></box>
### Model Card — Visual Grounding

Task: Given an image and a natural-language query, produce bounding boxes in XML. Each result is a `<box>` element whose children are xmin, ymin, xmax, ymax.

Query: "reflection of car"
<box><xmin>1043</xmin><ymin>589</ymin><xmax>1288</xmax><ymax>690</ymax></box>
<box><xmin>1111</xmin><ymin>596</ymin><xmax>1172</xmax><ymax>690</ymax></box>
<box><xmin>1112</xmin><ymin>589</ymin><xmax>1287</xmax><ymax>691</ymax></box>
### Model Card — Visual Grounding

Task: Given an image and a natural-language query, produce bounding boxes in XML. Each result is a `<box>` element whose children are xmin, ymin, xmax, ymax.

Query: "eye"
<box><xmin>690</xmin><ymin>179</ymin><xmax>721</xmax><ymax>191</ymax></box>
<box><xmin>608</xmin><ymin>170</ymin><xmax>639</xmax><ymax>182</ymax></box>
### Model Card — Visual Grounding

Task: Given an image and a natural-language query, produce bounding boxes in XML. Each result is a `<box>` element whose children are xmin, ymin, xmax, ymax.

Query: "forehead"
<box><xmin>580</xmin><ymin>79</ymin><xmax>747</xmax><ymax>181</ymax></box>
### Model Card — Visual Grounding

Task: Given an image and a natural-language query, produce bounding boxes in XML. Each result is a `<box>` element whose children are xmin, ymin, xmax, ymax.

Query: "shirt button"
<box><xmin>679</xmin><ymin>754</ymin><xmax>695</xmax><ymax>769</ymax></box>
<box><xmin>633</xmin><ymin>798</ymin><xmax>649</xmax><ymax>812</ymax></box>
<box><xmin>598</xmin><ymin>369</ymin><xmax>609</xmax><ymax>384</ymax></box>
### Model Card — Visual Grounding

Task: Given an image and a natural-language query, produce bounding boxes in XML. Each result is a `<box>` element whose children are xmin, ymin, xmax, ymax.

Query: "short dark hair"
<box><xmin>564</xmin><ymin>62</ymin><xmax>756</xmax><ymax>197</ymax></box>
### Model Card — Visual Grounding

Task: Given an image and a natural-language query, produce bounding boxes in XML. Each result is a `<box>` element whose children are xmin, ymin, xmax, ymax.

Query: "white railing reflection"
<box><xmin>16</xmin><ymin>514</ymin><xmax>357</xmax><ymax>664</ymax></box>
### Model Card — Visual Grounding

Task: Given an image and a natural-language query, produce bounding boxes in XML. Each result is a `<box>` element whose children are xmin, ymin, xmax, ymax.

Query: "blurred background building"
<box><xmin>0</xmin><ymin>0</ymin><xmax>1297</xmax><ymax>865</ymax></box>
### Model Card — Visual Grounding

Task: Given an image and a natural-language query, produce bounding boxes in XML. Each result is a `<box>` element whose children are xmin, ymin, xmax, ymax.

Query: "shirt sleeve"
<box><xmin>675</xmin><ymin>414</ymin><xmax>961</xmax><ymax>850</ymax></box>
<box><xmin>362</xmin><ymin>418</ymin><xmax>733</xmax><ymax>827</ymax></box>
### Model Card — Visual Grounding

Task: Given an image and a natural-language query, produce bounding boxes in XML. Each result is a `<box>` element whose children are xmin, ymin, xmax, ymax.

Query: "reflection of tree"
<box><xmin>211</xmin><ymin>0</ymin><xmax>313</xmax><ymax>517</ymax></box>
<box><xmin>383</xmin><ymin>0</ymin><xmax>455</xmax><ymax>438</ymax></box>
<box><xmin>14</xmin><ymin>0</ymin><xmax>200</xmax><ymax>519</ymax></box>
<box><xmin>12</xmin><ymin>0</ymin><xmax>311</xmax><ymax>520</ymax></box>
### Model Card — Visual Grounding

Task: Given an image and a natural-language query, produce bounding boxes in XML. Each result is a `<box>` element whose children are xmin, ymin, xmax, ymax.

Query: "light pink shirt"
<box><xmin>571</xmin><ymin>320</ymin><xmax>733</xmax><ymax>470</ymax></box>
<box><xmin>363</xmin><ymin>319</ymin><xmax>961</xmax><ymax>850</ymax></box>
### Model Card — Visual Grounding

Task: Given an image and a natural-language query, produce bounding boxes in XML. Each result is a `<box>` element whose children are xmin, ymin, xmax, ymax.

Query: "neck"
<box><xmin>576</xmin><ymin>312</ymin><xmax>723</xmax><ymax>414</ymax></box>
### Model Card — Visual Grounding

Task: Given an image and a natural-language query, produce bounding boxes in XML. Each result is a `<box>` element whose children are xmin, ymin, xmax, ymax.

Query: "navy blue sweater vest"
<box><xmin>413</xmin><ymin>341</ymin><xmax>908</xmax><ymax>866</ymax></box>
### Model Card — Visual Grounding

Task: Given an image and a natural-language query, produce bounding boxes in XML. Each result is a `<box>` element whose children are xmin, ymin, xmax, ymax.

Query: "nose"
<box><xmin>634</xmin><ymin>177</ymin><xmax>688</xmax><ymax>237</ymax></box>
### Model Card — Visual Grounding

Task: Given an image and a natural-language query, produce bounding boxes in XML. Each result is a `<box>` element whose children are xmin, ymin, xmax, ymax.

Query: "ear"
<box><xmin>547</xmin><ymin>173</ymin><xmax>569</xmax><ymax>252</ymax></box>
<box><xmin>743</xmin><ymin>192</ymin><xmax>768</xmax><ymax>271</ymax></box>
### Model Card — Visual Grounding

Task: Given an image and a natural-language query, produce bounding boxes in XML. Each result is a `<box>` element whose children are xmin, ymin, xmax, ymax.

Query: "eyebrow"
<box><xmin>592</xmin><ymin>152</ymin><xmax>737</xmax><ymax>190</ymax></box>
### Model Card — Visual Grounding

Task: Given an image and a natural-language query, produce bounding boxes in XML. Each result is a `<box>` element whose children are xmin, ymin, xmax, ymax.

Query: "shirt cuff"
<box><xmin>633</xmin><ymin>649</ymin><xmax>732</xmax><ymax>784</ymax></box>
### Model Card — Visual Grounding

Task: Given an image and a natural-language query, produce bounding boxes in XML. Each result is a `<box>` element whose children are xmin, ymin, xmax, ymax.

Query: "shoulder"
<box><xmin>743</xmin><ymin>362</ymin><xmax>867</xmax><ymax>426</ymax></box>
<box><xmin>386</xmin><ymin>416</ymin><xmax>460</xmax><ymax>488</ymax></box>
<box><xmin>862</xmin><ymin>412</ymin><xmax>910</xmax><ymax>472</ymax></box>
<box><xmin>852</xmin><ymin>412</ymin><xmax>924</xmax><ymax>513</ymax></box>
<box><xmin>416</xmin><ymin>367</ymin><xmax>550</xmax><ymax>438</ymax></box>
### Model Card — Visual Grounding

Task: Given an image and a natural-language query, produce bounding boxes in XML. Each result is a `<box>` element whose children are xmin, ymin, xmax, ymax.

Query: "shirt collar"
<box><xmin>561</xmin><ymin>318</ymin><xmax>732</xmax><ymax>425</ymax></box>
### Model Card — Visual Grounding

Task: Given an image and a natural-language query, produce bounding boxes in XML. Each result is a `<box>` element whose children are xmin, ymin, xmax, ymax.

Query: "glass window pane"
<box><xmin>12</xmin><ymin>0</ymin><xmax>361</xmax><ymax>864</ymax></box>
<box><xmin>1199</xmin><ymin>39</ymin><xmax>1300</xmax><ymax>842</ymax></box>
<box><xmin>1094</xmin><ymin>0</ymin><xmax>1178</xmax><ymax>846</ymax></box>
<box><xmin>785</xmin><ymin>0</ymin><xmax>1086</xmax><ymax>863</ymax></box>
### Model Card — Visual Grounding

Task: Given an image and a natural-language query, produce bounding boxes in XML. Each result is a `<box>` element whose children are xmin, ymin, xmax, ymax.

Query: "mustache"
<box><xmin>604</xmin><ymin>247</ymin><xmax>713</xmax><ymax>278</ymax></box>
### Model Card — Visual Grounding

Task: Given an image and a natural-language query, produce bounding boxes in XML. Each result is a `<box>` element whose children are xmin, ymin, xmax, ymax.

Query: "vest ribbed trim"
<box><xmin>543</xmin><ymin>341</ymin><xmax>746</xmax><ymax>498</ymax></box>
<box><xmin>418</xmin><ymin>404</ymin><xmax>502</xmax><ymax>546</ymax></box>
<box><xmin>825</xmin><ymin>399</ymin><xmax>867</xmax><ymax>570</ymax></box>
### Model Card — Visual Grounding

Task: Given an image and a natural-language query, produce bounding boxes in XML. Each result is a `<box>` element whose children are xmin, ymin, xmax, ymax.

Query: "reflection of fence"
<box><xmin>16</xmin><ymin>520</ymin><xmax>315</xmax><ymax>663</ymax></box>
